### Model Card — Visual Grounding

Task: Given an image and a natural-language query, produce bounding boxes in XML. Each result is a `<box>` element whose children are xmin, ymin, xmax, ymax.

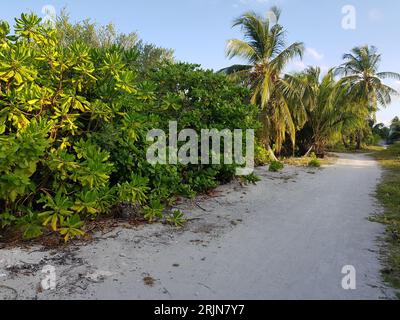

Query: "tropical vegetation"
<box><xmin>371</xmin><ymin>144</ymin><xmax>400</xmax><ymax>296</ymax></box>
<box><xmin>0</xmin><ymin>8</ymin><xmax>399</xmax><ymax>244</ymax></box>
<box><xmin>0</xmin><ymin>13</ymin><xmax>257</xmax><ymax>242</ymax></box>
<box><xmin>220</xmin><ymin>7</ymin><xmax>305</xmax><ymax>159</ymax></box>
<box><xmin>222</xmin><ymin>9</ymin><xmax>399</xmax><ymax>157</ymax></box>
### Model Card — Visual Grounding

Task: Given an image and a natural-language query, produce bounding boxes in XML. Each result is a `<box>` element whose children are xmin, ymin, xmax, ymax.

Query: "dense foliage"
<box><xmin>222</xmin><ymin>9</ymin><xmax>399</xmax><ymax>157</ymax></box>
<box><xmin>1</xmin><ymin>9</ymin><xmax>398</xmax><ymax>243</ymax></box>
<box><xmin>0</xmin><ymin>14</ymin><xmax>258</xmax><ymax>241</ymax></box>
<box><xmin>389</xmin><ymin>117</ymin><xmax>400</xmax><ymax>143</ymax></box>
<box><xmin>290</xmin><ymin>67</ymin><xmax>366</xmax><ymax>155</ymax></box>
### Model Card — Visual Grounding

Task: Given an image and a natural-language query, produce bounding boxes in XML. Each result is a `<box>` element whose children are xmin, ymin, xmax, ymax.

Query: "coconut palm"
<box><xmin>220</xmin><ymin>7</ymin><xmax>304</xmax><ymax>158</ymax></box>
<box><xmin>335</xmin><ymin>45</ymin><xmax>400</xmax><ymax>148</ymax></box>
<box><xmin>291</xmin><ymin>67</ymin><xmax>366</xmax><ymax>155</ymax></box>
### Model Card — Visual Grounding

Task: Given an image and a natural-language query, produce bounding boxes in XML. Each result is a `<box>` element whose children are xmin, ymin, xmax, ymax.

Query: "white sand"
<box><xmin>0</xmin><ymin>153</ymin><xmax>395</xmax><ymax>299</ymax></box>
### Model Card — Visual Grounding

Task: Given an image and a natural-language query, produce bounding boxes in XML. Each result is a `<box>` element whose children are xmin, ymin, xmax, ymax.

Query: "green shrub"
<box><xmin>308</xmin><ymin>159</ymin><xmax>321</xmax><ymax>168</ymax></box>
<box><xmin>0</xmin><ymin>14</ymin><xmax>259</xmax><ymax>242</ymax></box>
<box><xmin>255</xmin><ymin>144</ymin><xmax>270</xmax><ymax>166</ymax></box>
<box><xmin>269</xmin><ymin>161</ymin><xmax>284</xmax><ymax>172</ymax></box>
<box><xmin>308</xmin><ymin>153</ymin><xmax>321</xmax><ymax>168</ymax></box>
<box><xmin>241</xmin><ymin>173</ymin><xmax>261</xmax><ymax>184</ymax></box>
<box><xmin>166</xmin><ymin>210</ymin><xmax>187</xmax><ymax>227</ymax></box>
<box><xmin>143</xmin><ymin>199</ymin><xmax>165</xmax><ymax>223</ymax></box>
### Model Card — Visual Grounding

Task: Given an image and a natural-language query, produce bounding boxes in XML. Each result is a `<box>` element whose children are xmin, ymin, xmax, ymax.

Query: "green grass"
<box><xmin>269</xmin><ymin>161</ymin><xmax>284</xmax><ymax>172</ymax></box>
<box><xmin>371</xmin><ymin>143</ymin><xmax>400</xmax><ymax>297</ymax></box>
<box><xmin>365</xmin><ymin>145</ymin><xmax>387</xmax><ymax>152</ymax></box>
<box><xmin>308</xmin><ymin>158</ymin><xmax>321</xmax><ymax>168</ymax></box>
<box><xmin>282</xmin><ymin>154</ymin><xmax>336</xmax><ymax>167</ymax></box>
<box><xmin>329</xmin><ymin>144</ymin><xmax>386</xmax><ymax>153</ymax></box>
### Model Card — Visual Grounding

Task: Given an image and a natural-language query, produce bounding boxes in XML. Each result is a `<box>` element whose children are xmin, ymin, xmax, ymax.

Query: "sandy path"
<box><xmin>0</xmin><ymin>153</ymin><xmax>395</xmax><ymax>299</ymax></box>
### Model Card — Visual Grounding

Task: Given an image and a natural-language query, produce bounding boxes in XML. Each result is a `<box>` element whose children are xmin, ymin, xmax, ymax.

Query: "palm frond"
<box><xmin>226</xmin><ymin>39</ymin><xmax>259</xmax><ymax>62</ymax></box>
<box><xmin>270</xmin><ymin>42</ymin><xmax>304</xmax><ymax>72</ymax></box>
<box><xmin>218</xmin><ymin>64</ymin><xmax>252</xmax><ymax>75</ymax></box>
<box><xmin>377</xmin><ymin>71</ymin><xmax>400</xmax><ymax>81</ymax></box>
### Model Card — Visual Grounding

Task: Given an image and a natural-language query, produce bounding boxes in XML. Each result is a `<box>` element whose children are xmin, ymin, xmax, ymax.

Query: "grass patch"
<box><xmin>329</xmin><ymin>145</ymin><xmax>385</xmax><ymax>153</ymax></box>
<box><xmin>308</xmin><ymin>158</ymin><xmax>321</xmax><ymax>168</ymax></box>
<box><xmin>364</xmin><ymin>145</ymin><xmax>387</xmax><ymax>153</ymax></box>
<box><xmin>282</xmin><ymin>154</ymin><xmax>336</xmax><ymax>167</ymax></box>
<box><xmin>269</xmin><ymin>161</ymin><xmax>284</xmax><ymax>172</ymax></box>
<box><xmin>371</xmin><ymin>143</ymin><xmax>400</xmax><ymax>296</ymax></box>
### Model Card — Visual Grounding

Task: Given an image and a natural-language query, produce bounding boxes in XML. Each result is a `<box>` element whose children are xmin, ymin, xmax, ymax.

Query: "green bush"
<box><xmin>255</xmin><ymin>144</ymin><xmax>270</xmax><ymax>166</ymax></box>
<box><xmin>269</xmin><ymin>161</ymin><xmax>284</xmax><ymax>172</ymax></box>
<box><xmin>241</xmin><ymin>173</ymin><xmax>261</xmax><ymax>184</ymax></box>
<box><xmin>0</xmin><ymin>14</ymin><xmax>259</xmax><ymax>242</ymax></box>
<box><xmin>308</xmin><ymin>159</ymin><xmax>321</xmax><ymax>168</ymax></box>
<box><xmin>166</xmin><ymin>210</ymin><xmax>187</xmax><ymax>227</ymax></box>
<box><xmin>308</xmin><ymin>153</ymin><xmax>321</xmax><ymax>168</ymax></box>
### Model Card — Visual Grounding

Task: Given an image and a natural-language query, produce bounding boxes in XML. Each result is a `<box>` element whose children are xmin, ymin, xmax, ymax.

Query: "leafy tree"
<box><xmin>55</xmin><ymin>9</ymin><xmax>174</xmax><ymax>73</ymax></box>
<box><xmin>389</xmin><ymin>117</ymin><xmax>400</xmax><ymax>143</ymax></box>
<box><xmin>372</xmin><ymin>122</ymin><xmax>390</xmax><ymax>142</ymax></box>
<box><xmin>55</xmin><ymin>9</ymin><xmax>138</xmax><ymax>49</ymax></box>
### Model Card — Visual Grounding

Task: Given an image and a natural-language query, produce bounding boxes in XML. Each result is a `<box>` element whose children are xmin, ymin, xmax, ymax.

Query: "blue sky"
<box><xmin>1</xmin><ymin>0</ymin><xmax>399</xmax><ymax>124</ymax></box>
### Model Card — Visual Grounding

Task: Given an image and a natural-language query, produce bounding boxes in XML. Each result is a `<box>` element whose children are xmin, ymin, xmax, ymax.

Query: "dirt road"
<box><xmin>0</xmin><ymin>153</ymin><xmax>395</xmax><ymax>299</ymax></box>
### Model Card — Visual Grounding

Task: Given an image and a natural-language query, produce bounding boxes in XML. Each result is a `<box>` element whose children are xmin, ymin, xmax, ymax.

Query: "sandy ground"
<box><xmin>0</xmin><ymin>153</ymin><xmax>395</xmax><ymax>300</ymax></box>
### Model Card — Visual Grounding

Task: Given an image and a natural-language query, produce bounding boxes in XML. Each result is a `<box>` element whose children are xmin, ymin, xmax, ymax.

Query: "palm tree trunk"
<box><xmin>304</xmin><ymin>144</ymin><xmax>314</xmax><ymax>157</ymax></box>
<box><xmin>267</xmin><ymin>145</ymin><xmax>278</xmax><ymax>162</ymax></box>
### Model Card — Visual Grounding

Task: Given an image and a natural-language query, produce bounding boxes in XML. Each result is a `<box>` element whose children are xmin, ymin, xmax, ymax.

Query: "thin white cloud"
<box><xmin>305</xmin><ymin>47</ymin><xmax>324</xmax><ymax>61</ymax></box>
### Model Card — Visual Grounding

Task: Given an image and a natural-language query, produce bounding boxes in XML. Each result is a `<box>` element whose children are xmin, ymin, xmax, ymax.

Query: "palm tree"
<box><xmin>291</xmin><ymin>67</ymin><xmax>366</xmax><ymax>155</ymax></box>
<box><xmin>335</xmin><ymin>45</ymin><xmax>400</xmax><ymax>149</ymax></box>
<box><xmin>220</xmin><ymin>7</ymin><xmax>304</xmax><ymax>158</ymax></box>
